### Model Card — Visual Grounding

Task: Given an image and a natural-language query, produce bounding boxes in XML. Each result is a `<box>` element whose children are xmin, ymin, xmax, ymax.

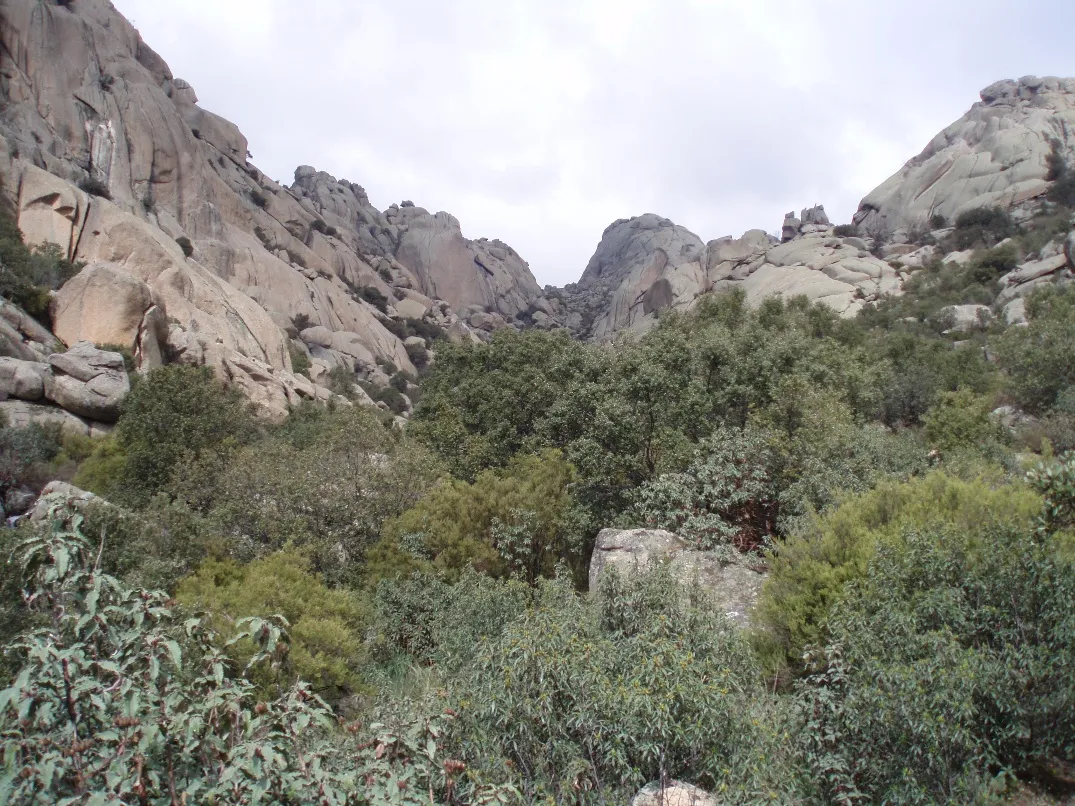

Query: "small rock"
<box><xmin>4</xmin><ymin>487</ymin><xmax>36</xmax><ymax>517</ymax></box>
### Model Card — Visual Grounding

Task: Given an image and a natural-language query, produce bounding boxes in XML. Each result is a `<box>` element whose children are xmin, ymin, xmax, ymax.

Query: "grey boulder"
<box><xmin>45</xmin><ymin>341</ymin><xmax>129</xmax><ymax>422</ymax></box>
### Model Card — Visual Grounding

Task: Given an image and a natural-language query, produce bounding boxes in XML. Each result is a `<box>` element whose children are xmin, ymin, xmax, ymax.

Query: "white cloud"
<box><xmin>113</xmin><ymin>0</ymin><xmax>1075</xmax><ymax>285</ymax></box>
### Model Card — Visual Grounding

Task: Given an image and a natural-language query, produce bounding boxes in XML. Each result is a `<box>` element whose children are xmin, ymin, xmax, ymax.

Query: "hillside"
<box><xmin>1</xmin><ymin>2</ymin><xmax>1075</xmax><ymax>805</ymax></box>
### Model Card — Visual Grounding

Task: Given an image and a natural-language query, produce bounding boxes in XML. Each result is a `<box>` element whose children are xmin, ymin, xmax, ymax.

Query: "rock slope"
<box><xmin>854</xmin><ymin>76</ymin><xmax>1075</xmax><ymax>240</ymax></box>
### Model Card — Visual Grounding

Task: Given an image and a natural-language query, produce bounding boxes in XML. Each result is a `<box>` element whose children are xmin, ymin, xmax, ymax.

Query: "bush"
<box><xmin>113</xmin><ymin>365</ymin><xmax>256</xmax><ymax>505</ymax></box>
<box><xmin>797</xmin><ymin>521</ymin><xmax>1075</xmax><ymax>803</ymax></box>
<box><xmin>929</xmin><ymin>212</ymin><xmax>948</xmax><ymax>228</ymax></box>
<box><xmin>358</xmin><ymin>285</ymin><xmax>389</xmax><ymax>313</ymax></box>
<box><xmin>389</xmin><ymin>371</ymin><xmax>411</xmax><ymax>392</ymax></box>
<box><xmin>288</xmin><ymin>340</ymin><xmax>311</xmax><ymax>377</ymax></box>
<box><xmin>405</xmin><ymin>317</ymin><xmax>447</xmax><ymax>344</ymax></box>
<box><xmin>449</xmin><ymin>566</ymin><xmax>798</xmax><ymax>802</ymax></box>
<box><xmin>632</xmin><ymin>425</ymin><xmax>780</xmax><ymax>553</ymax></box>
<box><xmin>249</xmin><ymin>189</ymin><xmax>268</xmax><ymax>208</ymax></box>
<box><xmin>966</xmin><ymin>241</ymin><xmax>1018</xmax><ymax>283</ymax></box>
<box><xmin>953</xmin><ymin>206</ymin><xmax>1014</xmax><ymax>249</ymax></box>
<box><xmin>0</xmin><ymin>422</ymin><xmax>63</xmax><ymax>497</ymax></box>
<box><xmin>175</xmin><ymin>235</ymin><xmax>194</xmax><ymax>257</ymax></box>
<box><xmin>377</xmin><ymin>266</ymin><xmax>392</xmax><ymax>283</ymax></box>
<box><xmin>832</xmin><ymin>224</ymin><xmax>857</xmax><ymax>237</ymax></box>
<box><xmin>370</xmin><ymin>450</ymin><xmax>579</xmax><ymax>586</ymax></box>
<box><xmin>0</xmin><ymin>500</ymin><xmax>500</xmax><ymax>803</ymax></box>
<box><xmin>992</xmin><ymin>286</ymin><xmax>1075</xmax><ymax>414</ymax></box>
<box><xmin>309</xmin><ymin>218</ymin><xmax>338</xmax><ymax>238</ymax></box>
<box><xmin>755</xmin><ymin>472</ymin><xmax>1042</xmax><ymax>674</ymax></box>
<box><xmin>922</xmin><ymin>388</ymin><xmax>1004</xmax><ymax>452</ymax></box>
<box><xmin>185</xmin><ymin>406</ymin><xmax>440</xmax><ymax>582</ymax></box>
<box><xmin>405</xmin><ymin>339</ymin><xmax>429</xmax><ymax>369</ymax></box>
<box><xmin>375</xmin><ymin>385</ymin><xmax>408</xmax><ymax>415</ymax></box>
<box><xmin>372</xmin><ymin>568</ymin><xmax>529</xmax><ymax>669</ymax></box>
<box><xmin>291</xmin><ymin>311</ymin><xmax>312</xmax><ymax>332</ymax></box>
<box><xmin>77</xmin><ymin>176</ymin><xmax>111</xmax><ymax>199</ymax></box>
<box><xmin>0</xmin><ymin>197</ymin><xmax>82</xmax><ymax>320</ymax></box>
<box><xmin>176</xmin><ymin>550</ymin><xmax>370</xmax><ymax>702</ymax></box>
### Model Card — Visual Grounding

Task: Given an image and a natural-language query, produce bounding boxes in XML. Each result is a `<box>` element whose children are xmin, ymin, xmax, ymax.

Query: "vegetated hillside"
<box><xmin>3</xmin><ymin>4</ymin><xmax>1075</xmax><ymax>803</ymax></box>
<box><xmin>4</xmin><ymin>231</ymin><xmax>1075</xmax><ymax>801</ymax></box>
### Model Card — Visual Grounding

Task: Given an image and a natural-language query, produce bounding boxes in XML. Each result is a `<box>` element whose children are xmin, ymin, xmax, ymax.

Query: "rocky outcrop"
<box><xmin>854</xmin><ymin>76</ymin><xmax>1075</xmax><ymax>240</ymax></box>
<box><xmin>997</xmin><ymin>236</ymin><xmax>1074</xmax><ymax>304</ymax></box>
<box><xmin>588</xmin><ymin>528</ymin><xmax>766</xmax><ymax>627</ymax></box>
<box><xmin>563</xmin><ymin>212</ymin><xmax>899</xmax><ymax>336</ymax></box>
<box><xmin>630</xmin><ymin>781</ymin><xmax>717</xmax><ymax>806</ymax></box>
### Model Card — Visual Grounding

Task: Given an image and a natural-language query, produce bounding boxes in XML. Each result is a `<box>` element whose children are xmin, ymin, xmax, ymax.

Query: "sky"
<box><xmin>113</xmin><ymin>0</ymin><xmax>1075</xmax><ymax>287</ymax></box>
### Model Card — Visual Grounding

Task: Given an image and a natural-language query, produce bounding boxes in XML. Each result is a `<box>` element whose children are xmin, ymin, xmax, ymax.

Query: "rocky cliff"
<box><xmin>0</xmin><ymin>0</ymin><xmax>546</xmax><ymax>420</ymax></box>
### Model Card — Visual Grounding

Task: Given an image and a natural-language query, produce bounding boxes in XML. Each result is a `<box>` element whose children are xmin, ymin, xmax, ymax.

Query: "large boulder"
<box><xmin>630</xmin><ymin>781</ymin><xmax>717</xmax><ymax>806</ymax></box>
<box><xmin>50</xmin><ymin>262</ymin><xmax>160</xmax><ymax>354</ymax></box>
<box><xmin>588</xmin><ymin>528</ymin><xmax>766</xmax><ymax>627</ymax></box>
<box><xmin>854</xmin><ymin>76</ymin><xmax>1075</xmax><ymax>240</ymax></box>
<box><xmin>937</xmin><ymin>304</ymin><xmax>993</xmax><ymax>331</ymax></box>
<box><xmin>0</xmin><ymin>399</ymin><xmax>99</xmax><ymax>438</ymax></box>
<box><xmin>0</xmin><ymin>357</ymin><xmax>48</xmax><ymax>400</ymax></box>
<box><xmin>44</xmin><ymin>341</ymin><xmax>129</xmax><ymax>422</ymax></box>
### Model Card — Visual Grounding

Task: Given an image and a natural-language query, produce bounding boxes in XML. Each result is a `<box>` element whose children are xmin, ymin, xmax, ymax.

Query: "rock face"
<box><xmin>588</xmin><ymin>528</ymin><xmax>766</xmax><ymax>627</ymax></box>
<box><xmin>0</xmin><ymin>0</ymin><xmax>531</xmax><ymax>417</ymax></box>
<box><xmin>854</xmin><ymin>76</ymin><xmax>1075</xmax><ymax>240</ymax></box>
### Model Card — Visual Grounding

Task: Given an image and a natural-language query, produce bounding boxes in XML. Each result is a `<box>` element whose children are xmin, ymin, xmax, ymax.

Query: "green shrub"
<box><xmin>929</xmin><ymin>213</ymin><xmax>948</xmax><ymax>228</ymax></box>
<box><xmin>992</xmin><ymin>286</ymin><xmax>1075</xmax><ymax>414</ymax></box>
<box><xmin>375</xmin><ymin>385</ymin><xmax>408</xmax><ymax>415</ymax></box>
<box><xmin>755</xmin><ymin>472</ymin><xmax>1042</xmax><ymax>674</ymax></box>
<box><xmin>632</xmin><ymin>425</ymin><xmax>779</xmax><ymax>554</ymax></box>
<box><xmin>966</xmin><ymin>241</ymin><xmax>1018</xmax><ymax>283</ymax></box>
<box><xmin>377</xmin><ymin>266</ymin><xmax>392</xmax><ymax>283</ymax></box>
<box><xmin>370</xmin><ymin>449</ymin><xmax>579</xmax><ymax>585</ymax></box>
<box><xmin>922</xmin><ymin>388</ymin><xmax>1004</xmax><ymax>452</ymax></box>
<box><xmin>249</xmin><ymin>189</ymin><xmax>268</xmax><ymax>208</ymax></box>
<box><xmin>405</xmin><ymin>340</ymin><xmax>429</xmax><ymax>369</ymax></box>
<box><xmin>288</xmin><ymin>340</ymin><xmax>311</xmax><ymax>377</ymax></box>
<box><xmin>0</xmin><ymin>196</ymin><xmax>82</xmax><ymax>320</ymax></box>
<box><xmin>405</xmin><ymin>317</ymin><xmax>447</xmax><ymax>344</ymax></box>
<box><xmin>113</xmin><ymin>365</ymin><xmax>256</xmax><ymax>505</ymax></box>
<box><xmin>832</xmin><ymin>224</ymin><xmax>857</xmax><ymax>237</ymax></box>
<box><xmin>186</xmin><ymin>406</ymin><xmax>440</xmax><ymax>582</ymax></box>
<box><xmin>0</xmin><ymin>422</ymin><xmax>63</xmax><ymax>497</ymax></box>
<box><xmin>450</xmin><ymin>566</ymin><xmax>799</xmax><ymax>803</ymax></box>
<box><xmin>372</xmin><ymin>568</ymin><xmax>529</xmax><ymax>669</ymax></box>
<box><xmin>953</xmin><ymin>207</ymin><xmax>1014</xmax><ymax>249</ymax></box>
<box><xmin>291</xmin><ymin>311</ymin><xmax>312</xmax><ymax>332</ymax></box>
<box><xmin>71</xmin><ymin>436</ymin><xmax>127</xmax><ymax>498</ymax></box>
<box><xmin>389</xmin><ymin>371</ymin><xmax>411</xmax><ymax>392</ymax></box>
<box><xmin>358</xmin><ymin>285</ymin><xmax>389</xmax><ymax>313</ymax></box>
<box><xmin>176</xmin><ymin>550</ymin><xmax>370</xmax><ymax>701</ymax></box>
<box><xmin>797</xmin><ymin>521</ymin><xmax>1075</xmax><ymax>803</ymax></box>
<box><xmin>175</xmin><ymin>235</ymin><xmax>194</xmax><ymax>257</ymax></box>
<box><xmin>0</xmin><ymin>500</ymin><xmax>507</xmax><ymax>803</ymax></box>
<box><xmin>309</xmin><ymin>218</ymin><xmax>338</xmax><ymax>238</ymax></box>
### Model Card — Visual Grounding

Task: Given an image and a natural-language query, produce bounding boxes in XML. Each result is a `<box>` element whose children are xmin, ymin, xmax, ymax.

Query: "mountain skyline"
<box><xmin>103</xmin><ymin>0</ymin><xmax>1075</xmax><ymax>285</ymax></box>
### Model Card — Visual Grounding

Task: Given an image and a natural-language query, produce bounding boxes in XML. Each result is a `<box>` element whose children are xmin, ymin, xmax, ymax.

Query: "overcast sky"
<box><xmin>113</xmin><ymin>0</ymin><xmax>1075</xmax><ymax>286</ymax></box>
